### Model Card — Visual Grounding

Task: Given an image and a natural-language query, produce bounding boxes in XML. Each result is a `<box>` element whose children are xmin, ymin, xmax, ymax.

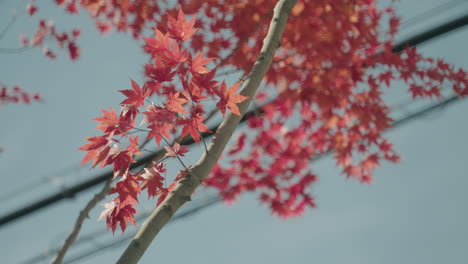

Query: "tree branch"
<box><xmin>0</xmin><ymin>1</ymin><xmax>23</xmax><ymax>41</ymax></box>
<box><xmin>116</xmin><ymin>0</ymin><xmax>298</xmax><ymax>263</ymax></box>
<box><xmin>52</xmin><ymin>178</ymin><xmax>113</xmax><ymax>264</ymax></box>
<box><xmin>0</xmin><ymin>47</ymin><xmax>31</xmax><ymax>54</ymax></box>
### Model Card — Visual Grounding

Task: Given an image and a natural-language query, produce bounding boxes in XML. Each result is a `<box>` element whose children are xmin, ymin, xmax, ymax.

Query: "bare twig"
<box><xmin>52</xmin><ymin>178</ymin><xmax>113</xmax><ymax>264</ymax></box>
<box><xmin>116</xmin><ymin>1</ymin><xmax>298</xmax><ymax>263</ymax></box>
<box><xmin>161</xmin><ymin>137</ymin><xmax>189</xmax><ymax>171</ymax></box>
<box><xmin>0</xmin><ymin>46</ymin><xmax>31</xmax><ymax>54</ymax></box>
<box><xmin>0</xmin><ymin>1</ymin><xmax>24</xmax><ymax>41</ymax></box>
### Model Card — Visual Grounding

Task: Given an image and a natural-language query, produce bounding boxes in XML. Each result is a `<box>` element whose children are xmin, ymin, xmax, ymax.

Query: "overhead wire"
<box><xmin>19</xmin><ymin>92</ymin><xmax>464</xmax><ymax>264</ymax></box>
<box><xmin>15</xmin><ymin>93</ymin><xmax>439</xmax><ymax>264</ymax></box>
<box><xmin>19</xmin><ymin>195</ymin><xmax>221</xmax><ymax>264</ymax></box>
<box><xmin>400</xmin><ymin>0</ymin><xmax>467</xmax><ymax>29</ymax></box>
<box><xmin>0</xmin><ymin>163</ymin><xmax>86</xmax><ymax>203</ymax></box>
<box><xmin>63</xmin><ymin>198</ymin><xmax>222</xmax><ymax>264</ymax></box>
<box><xmin>57</xmin><ymin>94</ymin><xmax>465</xmax><ymax>263</ymax></box>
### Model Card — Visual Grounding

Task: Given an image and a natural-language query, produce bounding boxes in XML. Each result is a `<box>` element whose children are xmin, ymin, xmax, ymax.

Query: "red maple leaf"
<box><xmin>146</xmin><ymin>123</ymin><xmax>173</xmax><ymax>147</ymax></box>
<box><xmin>181</xmin><ymin>80</ymin><xmax>207</xmax><ymax>103</ymax></box>
<box><xmin>191</xmin><ymin>69</ymin><xmax>219</xmax><ymax>94</ymax></box>
<box><xmin>165</xmin><ymin>92</ymin><xmax>188</xmax><ymax>114</ymax></box>
<box><xmin>92</xmin><ymin>107</ymin><xmax>134</xmax><ymax>135</ymax></box>
<box><xmin>215</xmin><ymin>81</ymin><xmax>248</xmax><ymax>116</ymax></box>
<box><xmin>142</xmin><ymin>105</ymin><xmax>175</xmax><ymax>124</ymax></box>
<box><xmin>143</xmin><ymin>29</ymin><xmax>172</xmax><ymax>55</ymax></box>
<box><xmin>155</xmin><ymin>40</ymin><xmax>188</xmax><ymax>67</ymax></box>
<box><xmin>145</xmin><ymin>63</ymin><xmax>176</xmax><ymax>83</ymax></box>
<box><xmin>179</xmin><ymin>114</ymin><xmax>211</xmax><ymax>143</ymax></box>
<box><xmin>110</xmin><ymin>173</ymin><xmax>141</xmax><ymax>206</ymax></box>
<box><xmin>98</xmin><ymin>201</ymin><xmax>138</xmax><ymax>234</ymax></box>
<box><xmin>92</xmin><ymin>108</ymin><xmax>119</xmax><ymax>133</ymax></box>
<box><xmin>228</xmin><ymin>133</ymin><xmax>246</xmax><ymax>155</ymax></box>
<box><xmin>26</xmin><ymin>4</ymin><xmax>38</xmax><ymax>16</ymax></box>
<box><xmin>105</xmin><ymin>144</ymin><xmax>135</xmax><ymax>177</ymax></box>
<box><xmin>78</xmin><ymin>133</ymin><xmax>114</xmax><ymax>168</ymax></box>
<box><xmin>139</xmin><ymin>162</ymin><xmax>167</xmax><ymax>199</ymax></box>
<box><xmin>127</xmin><ymin>136</ymin><xmax>141</xmax><ymax>156</ymax></box>
<box><xmin>80</xmin><ymin>145</ymin><xmax>110</xmax><ymax>168</ymax></box>
<box><xmin>167</xmin><ymin>6</ymin><xmax>197</xmax><ymax>41</ymax></box>
<box><xmin>68</xmin><ymin>41</ymin><xmax>80</xmax><ymax>60</ymax></box>
<box><xmin>119</xmin><ymin>79</ymin><xmax>150</xmax><ymax>107</ymax></box>
<box><xmin>190</xmin><ymin>51</ymin><xmax>213</xmax><ymax>75</ymax></box>
<box><xmin>165</xmin><ymin>142</ymin><xmax>189</xmax><ymax>157</ymax></box>
<box><xmin>144</xmin><ymin>29</ymin><xmax>187</xmax><ymax>67</ymax></box>
<box><xmin>96</xmin><ymin>20</ymin><xmax>112</xmax><ymax>34</ymax></box>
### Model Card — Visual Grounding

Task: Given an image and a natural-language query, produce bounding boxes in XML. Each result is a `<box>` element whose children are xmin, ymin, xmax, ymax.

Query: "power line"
<box><xmin>1</xmin><ymin>13</ymin><xmax>468</xmax><ymax>228</ymax></box>
<box><xmin>401</xmin><ymin>0</ymin><xmax>467</xmax><ymax>29</ymax></box>
<box><xmin>0</xmin><ymin>164</ymin><xmax>85</xmax><ymax>203</ymax></box>
<box><xmin>392</xmin><ymin>13</ymin><xmax>468</xmax><ymax>53</ymax></box>
<box><xmin>0</xmin><ymin>109</ymin><xmax>258</xmax><ymax>228</ymax></box>
<box><xmin>25</xmin><ymin>93</ymin><xmax>464</xmax><ymax>264</ymax></box>
<box><xmin>19</xmin><ymin>195</ymin><xmax>221</xmax><ymax>264</ymax></box>
<box><xmin>15</xmin><ymin>96</ymin><xmax>425</xmax><ymax>264</ymax></box>
<box><xmin>15</xmin><ymin>95</ymin><xmax>453</xmax><ymax>264</ymax></box>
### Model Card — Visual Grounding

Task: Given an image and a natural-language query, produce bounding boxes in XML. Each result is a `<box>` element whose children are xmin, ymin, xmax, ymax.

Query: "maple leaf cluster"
<box><xmin>80</xmin><ymin>8</ymin><xmax>247</xmax><ymax>233</ymax></box>
<box><xmin>0</xmin><ymin>1</ymin><xmax>80</xmax><ymax>108</ymax></box>
<box><xmin>53</xmin><ymin>0</ymin><xmax>164</xmax><ymax>38</ymax></box>
<box><xmin>74</xmin><ymin>0</ymin><xmax>467</xmax><ymax>225</ymax></box>
<box><xmin>0</xmin><ymin>84</ymin><xmax>41</xmax><ymax>105</ymax></box>
<box><xmin>20</xmin><ymin>17</ymin><xmax>81</xmax><ymax>60</ymax></box>
<box><xmin>2</xmin><ymin>0</ymin><xmax>462</xmax><ymax>226</ymax></box>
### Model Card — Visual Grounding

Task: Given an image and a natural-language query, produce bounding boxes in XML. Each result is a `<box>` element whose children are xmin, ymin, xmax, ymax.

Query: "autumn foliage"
<box><xmin>9</xmin><ymin>0</ymin><xmax>467</xmax><ymax>233</ymax></box>
<box><xmin>76</xmin><ymin>7</ymin><xmax>247</xmax><ymax>233</ymax></box>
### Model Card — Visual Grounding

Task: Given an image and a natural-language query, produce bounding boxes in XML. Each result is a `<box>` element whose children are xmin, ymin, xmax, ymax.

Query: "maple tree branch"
<box><xmin>0</xmin><ymin>1</ymin><xmax>23</xmax><ymax>41</ymax></box>
<box><xmin>52</xmin><ymin>177</ymin><xmax>113</xmax><ymax>264</ymax></box>
<box><xmin>116</xmin><ymin>0</ymin><xmax>298</xmax><ymax>263</ymax></box>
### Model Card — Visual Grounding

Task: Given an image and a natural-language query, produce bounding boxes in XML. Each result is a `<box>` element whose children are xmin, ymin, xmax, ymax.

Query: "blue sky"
<box><xmin>1</xmin><ymin>1</ymin><xmax>467</xmax><ymax>264</ymax></box>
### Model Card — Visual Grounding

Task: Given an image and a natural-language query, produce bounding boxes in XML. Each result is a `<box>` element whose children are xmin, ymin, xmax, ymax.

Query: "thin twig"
<box><xmin>132</xmin><ymin>128</ymin><xmax>191</xmax><ymax>166</ymax></box>
<box><xmin>0</xmin><ymin>0</ymin><xmax>24</xmax><ymax>41</ymax></box>
<box><xmin>161</xmin><ymin>137</ymin><xmax>189</xmax><ymax>171</ymax></box>
<box><xmin>52</xmin><ymin>178</ymin><xmax>113</xmax><ymax>264</ymax></box>
<box><xmin>0</xmin><ymin>46</ymin><xmax>31</xmax><ymax>54</ymax></box>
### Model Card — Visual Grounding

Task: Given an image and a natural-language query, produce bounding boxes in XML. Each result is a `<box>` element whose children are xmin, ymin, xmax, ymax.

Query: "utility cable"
<box><xmin>19</xmin><ymin>195</ymin><xmax>221</xmax><ymax>264</ymax></box>
<box><xmin>401</xmin><ymin>0</ymin><xmax>467</xmax><ymax>29</ymax></box>
<box><xmin>0</xmin><ymin>164</ymin><xmax>85</xmax><ymax>203</ymax></box>
<box><xmin>23</xmin><ymin>93</ymin><xmax>464</xmax><ymax>264</ymax></box>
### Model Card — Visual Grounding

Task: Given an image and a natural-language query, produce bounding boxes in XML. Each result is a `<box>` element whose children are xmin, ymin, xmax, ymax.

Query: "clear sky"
<box><xmin>1</xmin><ymin>1</ymin><xmax>467</xmax><ymax>264</ymax></box>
